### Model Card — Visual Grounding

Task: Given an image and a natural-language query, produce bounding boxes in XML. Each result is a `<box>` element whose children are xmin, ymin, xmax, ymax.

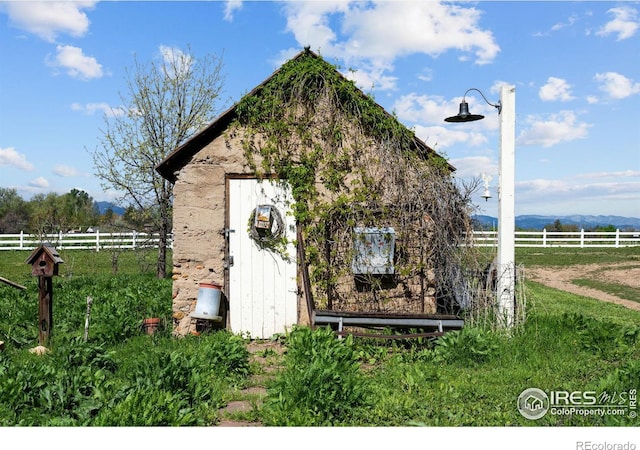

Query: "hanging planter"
<box><xmin>142</xmin><ymin>317</ymin><xmax>161</xmax><ymax>335</ymax></box>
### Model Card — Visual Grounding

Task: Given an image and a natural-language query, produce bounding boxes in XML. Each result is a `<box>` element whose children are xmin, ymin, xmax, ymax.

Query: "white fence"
<box><xmin>0</xmin><ymin>230</ymin><xmax>638</xmax><ymax>251</ymax></box>
<box><xmin>472</xmin><ymin>229</ymin><xmax>640</xmax><ymax>248</ymax></box>
<box><xmin>0</xmin><ymin>231</ymin><xmax>173</xmax><ymax>251</ymax></box>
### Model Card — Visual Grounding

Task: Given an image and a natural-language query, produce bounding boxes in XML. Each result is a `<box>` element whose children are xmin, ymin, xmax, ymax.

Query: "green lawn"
<box><xmin>516</xmin><ymin>246</ymin><xmax>640</xmax><ymax>267</ymax></box>
<box><xmin>0</xmin><ymin>247</ymin><xmax>638</xmax><ymax>427</ymax></box>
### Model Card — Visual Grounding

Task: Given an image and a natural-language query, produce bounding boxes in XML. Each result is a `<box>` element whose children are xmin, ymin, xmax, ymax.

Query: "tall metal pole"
<box><xmin>497</xmin><ymin>85</ymin><xmax>516</xmax><ymax>328</ymax></box>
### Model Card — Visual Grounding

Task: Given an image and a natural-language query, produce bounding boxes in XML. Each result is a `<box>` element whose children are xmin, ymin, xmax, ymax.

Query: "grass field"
<box><xmin>0</xmin><ymin>246</ymin><xmax>638</xmax><ymax>427</ymax></box>
<box><xmin>516</xmin><ymin>246</ymin><xmax>640</xmax><ymax>267</ymax></box>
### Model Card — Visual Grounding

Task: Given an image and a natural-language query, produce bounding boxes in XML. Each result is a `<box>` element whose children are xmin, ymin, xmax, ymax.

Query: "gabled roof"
<box><xmin>25</xmin><ymin>243</ymin><xmax>64</xmax><ymax>265</ymax></box>
<box><xmin>156</xmin><ymin>48</ymin><xmax>453</xmax><ymax>182</ymax></box>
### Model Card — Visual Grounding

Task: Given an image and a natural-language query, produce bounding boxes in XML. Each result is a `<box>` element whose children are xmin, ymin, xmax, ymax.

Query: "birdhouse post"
<box><xmin>26</xmin><ymin>243</ymin><xmax>63</xmax><ymax>346</ymax></box>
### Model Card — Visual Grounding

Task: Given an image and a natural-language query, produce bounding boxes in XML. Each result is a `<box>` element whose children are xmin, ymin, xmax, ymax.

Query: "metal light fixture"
<box><xmin>481</xmin><ymin>187</ymin><xmax>492</xmax><ymax>202</ymax></box>
<box><xmin>481</xmin><ymin>173</ymin><xmax>493</xmax><ymax>202</ymax></box>
<box><xmin>444</xmin><ymin>88</ymin><xmax>501</xmax><ymax>123</ymax></box>
<box><xmin>444</xmin><ymin>85</ymin><xmax>516</xmax><ymax>329</ymax></box>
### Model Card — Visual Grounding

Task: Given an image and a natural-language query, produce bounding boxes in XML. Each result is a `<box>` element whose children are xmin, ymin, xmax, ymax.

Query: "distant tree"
<box><xmin>101</xmin><ymin>207</ymin><xmax>115</xmax><ymax>227</ymax></box>
<box><xmin>28</xmin><ymin>189</ymin><xmax>98</xmax><ymax>234</ymax></box>
<box><xmin>62</xmin><ymin>188</ymin><xmax>99</xmax><ymax>230</ymax></box>
<box><xmin>546</xmin><ymin>219</ymin><xmax>579</xmax><ymax>232</ymax></box>
<box><xmin>0</xmin><ymin>188</ymin><xmax>29</xmax><ymax>233</ymax></box>
<box><xmin>29</xmin><ymin>192</ymin><xmax>65</xmax><ymax>235</ymax></box>
<box><xmin>594</xmin><ymin>224</ymin><xmax>617</xmax><ymax>232</ymax></box>
<box><xmin>93</xmin><ymin>46</ymin><xmax>226</xmax><ymax>278</ymax></box>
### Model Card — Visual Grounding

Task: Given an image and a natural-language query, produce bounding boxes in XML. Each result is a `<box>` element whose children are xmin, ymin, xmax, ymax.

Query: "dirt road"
<box><xmin>526</xmin><ymin>262</ymin><xmax>640</xmax><ymax>312</ymax></box>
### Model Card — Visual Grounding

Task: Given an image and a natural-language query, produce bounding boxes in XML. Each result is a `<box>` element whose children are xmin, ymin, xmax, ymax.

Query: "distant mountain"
<box><xmin>95</xmin><ymin>201</ymin><xmax>126</xmax><ymax>216</ymax></box>
<box><xmin>473</xmin><ymin>215</ymin><xmax>640</xmax><ymax>230</ymax></box>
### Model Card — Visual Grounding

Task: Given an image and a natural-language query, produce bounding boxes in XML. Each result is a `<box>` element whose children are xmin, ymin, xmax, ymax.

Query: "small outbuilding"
<box><xmin>157</xmin><ymin>48</ymin><xmax>477</xmax><ymax>338</ymax></box>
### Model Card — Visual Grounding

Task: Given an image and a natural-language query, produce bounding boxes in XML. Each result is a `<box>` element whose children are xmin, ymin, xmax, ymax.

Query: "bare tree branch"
<box><xmin>93</xmin><ymin>46</ymin><xmax>227</xmax><ymax>278</ymax></box>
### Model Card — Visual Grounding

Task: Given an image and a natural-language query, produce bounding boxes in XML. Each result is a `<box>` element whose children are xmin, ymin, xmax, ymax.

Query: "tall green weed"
<box><xmin>261</xmin><ymin>326</ymin><xmax>370</xmax><ymax>426</ymax></box>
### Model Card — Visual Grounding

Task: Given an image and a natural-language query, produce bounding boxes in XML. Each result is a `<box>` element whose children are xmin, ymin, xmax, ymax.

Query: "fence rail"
<box><xmin>0</xmin><ymin>229</ymin><xmax>638</xmax><ymax>251</ymax></box>
<box><xmin>472</xmin><ymin>229</ymin><xmax>640</xmax><ymax>248</ymax></box>
<box><xmin>0</xmin><ymin>231</ymin><xmax>173</xmax><ymax>251</ymax></box>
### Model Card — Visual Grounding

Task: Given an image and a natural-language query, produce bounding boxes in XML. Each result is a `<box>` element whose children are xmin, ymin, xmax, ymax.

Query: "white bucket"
<box><xmin>191</xmin><ymin>283</ymin><xmax>222</xmax><ymax>321</ymax></box>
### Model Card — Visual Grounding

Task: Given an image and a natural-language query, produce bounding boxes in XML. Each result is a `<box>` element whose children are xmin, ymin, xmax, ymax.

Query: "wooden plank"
<box><xmin>0</xmin><ymin>276</ymin><xmax>26</xmax><ymax>290</ymax></box>
<box><xmin>296</xmin><ymin>227</ymin><xmax>316</xmax><ymax>323</ymax></box>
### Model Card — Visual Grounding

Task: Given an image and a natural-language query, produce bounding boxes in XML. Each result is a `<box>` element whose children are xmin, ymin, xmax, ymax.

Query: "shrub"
<box><xmin>261</xmin><ymin>326</ymin><xmax>370</xmax><ymax>426</ymax></box>
<box><xmin>433</xmin><ymin>326</ymin><xmax>501</xmax><ymax>365</ymax></box>
<box><xmin>561</xmin><ymin>312</ymin><xmax>639</xmax><ymax>361</ymax></box>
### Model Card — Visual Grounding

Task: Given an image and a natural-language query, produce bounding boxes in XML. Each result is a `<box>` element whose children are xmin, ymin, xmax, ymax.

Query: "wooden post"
<box><xmin>26</xmin><ymin>244</ymin><xmax>63</xmax><ymax>348</ymax></box>
<box><xmin>84</xmin><ymin>296</ymin><xmax>93</xmax><ymax>342</ymax></box>
<box><xmin>38</xmin><ymin>276</ymin><xmax>53</xmax><ymax>346</ymax></box>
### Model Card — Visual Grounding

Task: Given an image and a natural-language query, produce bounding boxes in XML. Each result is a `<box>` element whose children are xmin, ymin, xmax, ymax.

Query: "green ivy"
<box><xmin>228</xmin><ymin>49</ymin><xmax>473</xmax><ymax>312</ymax></box>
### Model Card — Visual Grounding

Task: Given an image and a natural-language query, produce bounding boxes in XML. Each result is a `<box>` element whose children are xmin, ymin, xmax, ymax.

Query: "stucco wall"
<box><xmin>168</xmin><ymin>125</ymin><xmax>445</xmax><ymax>336</ymax></box>
<box><xmin>169</xmin><ymin>132</ymin><xmax>311</xmax><ymax>336</ymax></box>
<box><xmin>170</xmin><ymin>134</ymin><xmax>245</xmax><ymax>336</ymax></box>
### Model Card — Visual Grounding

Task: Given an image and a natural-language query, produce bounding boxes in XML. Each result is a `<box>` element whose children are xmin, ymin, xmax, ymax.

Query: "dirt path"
<box><xmin>216</xmin><ymin>340</ymin><xmax>285</xmax><ymax>427</ymax></box>
<box><xmin>526</xmin><ymin>262</ymin><xmax>640</xmax><ymax>312</ymax></box>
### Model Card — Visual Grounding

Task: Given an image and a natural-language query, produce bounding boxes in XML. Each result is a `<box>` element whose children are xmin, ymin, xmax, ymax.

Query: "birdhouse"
<box><xmin>26</xmin><ymin>243</ymin><xmax>64</xmax><ymax>277</ymax></box>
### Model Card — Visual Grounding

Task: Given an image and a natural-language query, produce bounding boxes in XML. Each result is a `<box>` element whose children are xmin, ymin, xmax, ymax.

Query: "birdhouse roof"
<box><xmin>25</xmin><ymin>243</ymin><xmax>64</xmax><ymax>265</ymax></box>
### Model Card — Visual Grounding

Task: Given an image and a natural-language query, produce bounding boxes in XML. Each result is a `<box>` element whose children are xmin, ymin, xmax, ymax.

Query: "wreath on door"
<box><xmin>247</xmin><ymin>204</ymin><xmax>287</xmax><ymax>252</ymax></box>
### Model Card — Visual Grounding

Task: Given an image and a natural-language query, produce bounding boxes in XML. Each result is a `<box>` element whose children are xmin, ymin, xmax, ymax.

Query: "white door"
<box><xmin>228</xmin><ymin>178</ymin><xmax>298</xmax><ymax>339</ymax></box>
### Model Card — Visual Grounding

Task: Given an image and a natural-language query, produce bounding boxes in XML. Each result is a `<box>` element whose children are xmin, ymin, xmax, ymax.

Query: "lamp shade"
<box><xmin>444</xmin><ymin>101</ymin><xmax>485</xmax><ymax>123</ymax></box>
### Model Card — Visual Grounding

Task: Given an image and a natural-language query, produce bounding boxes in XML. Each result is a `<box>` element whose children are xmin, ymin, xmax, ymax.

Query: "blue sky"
<box><xmin>0</xmin><ymin>0</ymin><xmax>639</xmax><ymax>219</ymax></box>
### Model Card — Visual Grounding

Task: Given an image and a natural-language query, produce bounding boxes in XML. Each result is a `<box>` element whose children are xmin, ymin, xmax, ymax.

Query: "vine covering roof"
<box><xmin>156</xmin><ymin>48</ymin><xmax>453</xmax><ymax>182</ymax></box>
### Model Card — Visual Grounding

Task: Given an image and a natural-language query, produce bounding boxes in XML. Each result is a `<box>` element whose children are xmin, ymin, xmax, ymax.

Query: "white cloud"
<box><xmin>28</xmin><ymin>176</ymin><xmax>49</xmax><ymax>189</ymax></box>
<box><xmin>416</xmin><ymin>124</ymin><xmax>490</xmax><ymax>151</ymax></box>
<box><xmin>53</xmin><ymin>164</ymin><xmax>80</xmax><ymax>177</ymax></box>
<box><xmin>49</xmin><ymin>45</ymin><xmax>103</xmax><ymax>80</ymax></box>
<box><xmin>223</xmin><ymin>0</ymin><xmax>243</xmax><ymax>22</ymax></box>
<box><xmin>394</xmin><ymin>93</ymin><xmax>453</xmax><ymax>124</ymax></box>
<box><xmin>518</xmin><ymin>178</ymin><xmax>640</xmax><ymax>201</ymax></box>
<box><xmin>394</xmin><ymin>92</ymin><xmax>498</xmax><ymax>149</ymax></box>
<box><xmin>533</xmin><ymin>14</ymin><xmax>579</xmax><ymax>37</ymax></box>
<box><xmin>449</xmin><ymin>155</ymin><xmax>498</xmax><ymax>179</ymax></box>
<box><xmin>71</xmin><ymin>102</ymin><xmax>123</xmax><ymax>117</ymax></box>
<box><xmin>575</xmin><ymin>170</ymin><xmax>640</xmax><ymax>179</ymax></box>
<box><xmin>343</xmin><ymin>59</ymin><xmax>397</xmax><ymax>92</ymax></box>
<box><xmin>596</xmin><ymin>6</ymin><xmax>639</xmax><ymax>41</ymax></box>
<box><xmin>551</xmin><ymin>14</ymin><xmax>578</xmax><ymax>32</ymax></box>
<box><xmin>395</xmin><ymin>93</ymin><xmax>498</xmax><ymax>129</ymax></box>
<box><xmin>281</xmin><ymin>1</ymin><xmax>500</xmax><ymax>91</ymax></box>
<box><xmin>417</xmin><ymin>68</ymin><xmax>434</xmax><ymax>83</ymax></box>
<box><xmin>3</xmin><ymin>1</ymin><xmax>97</xmax><ymax>42</ymax></box>
<box><xmin>158</xmin><ymin>45</ymin><xmax>193</xmax><ymax>78</ymax></box>
<box><xmin>517</xmin><ymin>111</ymin><xmax>591</xmax><ymax>148</ymax></box>
<box><xmin>539</xmin><ymin>77</ymin><xmax>575</xmax><ymax>102</ymax></box>
<box><xmin>594</xmin><ymin>72</ymin><xmax>640</xmax><ymax>99</ymax></box>
<box><xmin>0</xmin><ymin>147</ymin><xmax>34</xmax><ymax>171</ymax></box>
